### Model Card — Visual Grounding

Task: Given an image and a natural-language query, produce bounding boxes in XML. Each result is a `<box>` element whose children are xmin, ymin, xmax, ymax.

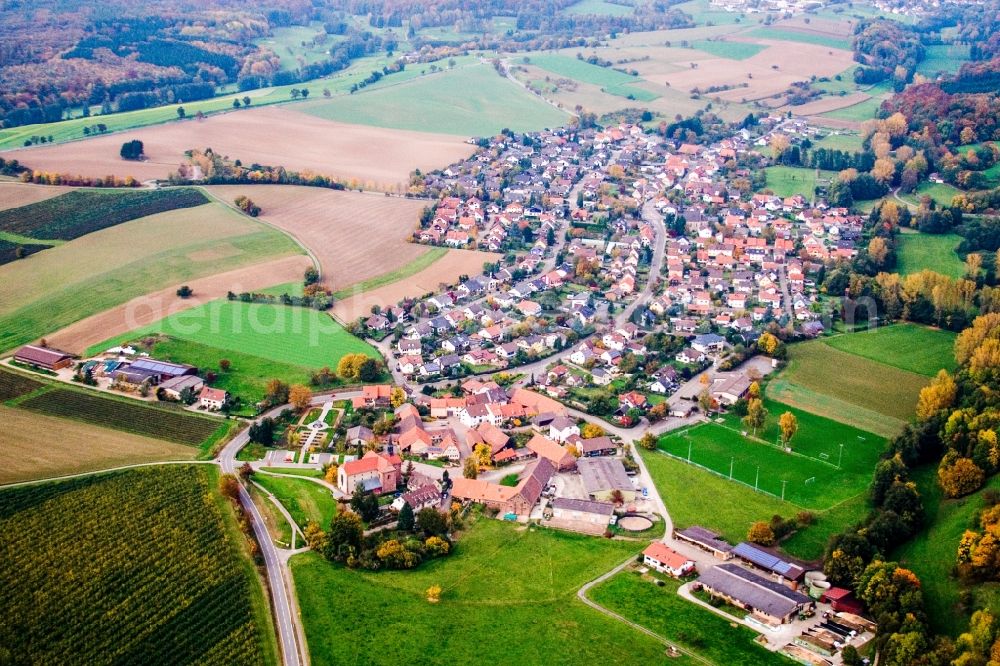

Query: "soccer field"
<box><xmin>658</xmin><ymin>400</ymin><xmax>884</xmax><ymax>509</ymax></box>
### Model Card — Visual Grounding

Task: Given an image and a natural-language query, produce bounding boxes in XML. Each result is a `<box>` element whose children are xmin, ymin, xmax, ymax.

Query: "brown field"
<box><xmin>810</xmin><ymin>116</ymin><xmax>865</xmax><ymax>131</ymax></box>
<box><xmin>205</xmin><ymin>185</ymin><xmax>431</xmax><ymax>291</ymax></box>
<box><xmin>0</xmin><ymin>404</ymin><xmax>197</xmax><ymax>485</ymax></box>
<box><xmin>4</xmin><ymin>107</ymin><xmax>475</xmax><ymax>188</ymax></box>
<box><xmin>632</xmin><ymin>40</ymin><xmax>855</xmax><ymax>103</ymax></box>
<box><xmin>0</xmin><ymin>182</ymin><xmax>75</xmax><ymax>211</ymax></box>
<box><xmin>45</xmin><ymin>255</ymin><xmax>311</xmax><ymax>354</ymax></box>
<box><xmin>784</xmin><ymin>92</ymin><xmax>871</xmax><ymax>115</ymax></box>
<box><xmin>332</xmin><ymin>248</ymin><xmax>500</xmax><ymax>321</ymax></box>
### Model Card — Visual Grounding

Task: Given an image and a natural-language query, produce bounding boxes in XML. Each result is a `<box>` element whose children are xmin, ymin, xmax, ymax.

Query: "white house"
<box><xmin>642</xmin><ymin>542</ymin><xmax>696</xmax><ymax>577</ymax></box>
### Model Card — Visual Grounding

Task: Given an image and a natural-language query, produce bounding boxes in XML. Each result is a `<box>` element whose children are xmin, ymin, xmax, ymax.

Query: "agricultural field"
<box><xmin>254</xmin><ymin>474</ymin><xmax>337</xmax><ymax>530</ymax></box>
<box><xmin>256</xmin><ymin>22</ymin><xmax>341</xmax><ymax>72</ymax></box>
<box><xmin>0</xmin><ymin>365</ymin><xmax>44</xmax><ymax>401</ymax></box>
<box><xmin>916</xmin><ymin>44</ymin><xmax>971</xmax><ymax>77</ymax></box>
<box><xmin>741</xmin><ymin>26</ymin><xmax>852</xmax><ymax>50</ymax></box>
<box><xmin>658</xmin><ymin>399</ymin><xmax>884</xmax><ymax>510</ymax></box>
<box><xmin>204</xmin><ymin>185</ymin><xmax>433</xmax><ymax>293</ymax></box>
<box><xmin>587</xmin><ymin>572</ymin><xmax>791</xmax><ymax>666</ymax></box>
<box><xmin>560</xmin><ymin>0</ymin><xmax>635</xmax><ymax>16</ymax></box>
<box><xmin>823</xmin><ymin>324</ymin><xmax>957</xmax><ymax>376</ymax></box>
<box><xmin>525</xmin><ymin>54</ymin><xmax>657</xmax><ymax>100</ymax></box>
<box><xmin>91</xmin><ymin>300</ymin><xmax>380</xmax><ymax>372</ymax></box>
<box><xmin>291</xmin><ymin>519</ymin><xmax>672</xmax><ymax>665</ymax></box>
<box><xmin>896</xmin><ymin>231</ymin><xmax>964</xmax><ymax>279</ymax></box>
<box><xmin>331</xmin><ymin>247</ymin><xmax>500</xmax><ymax>322</ymax></box>
<box><xmin>812</xmin><ymin>132</ymin><xmax>865</xmax><ymax>152</ymax></box>
<box><xmin>765</xmin><ymin>339</ymin><xmax>929</xmax><ymax>436</ymax></box>
<box><xmin>18</xmin><ymin>384</ymin><xmax>227</xmax><ymax>448</ymax></box>
<box><xmin>0</xmin><ymin>201</ymin><xmax>304</xmax><ymax>353</ymax></box>
<box><xmin>672</xmin><ymin>0</ymin><xmax>749</xmax><ymax>26</ymax></box>
<box><xmin>691</xmin><ymin>39</ymin><xmax>766</xmax><ymax>60</ymax></box>
<box><xmin>0</xmin><ymin>466</ymin><xmax>277</xmax><ymax>664</ymax></box>
<box><xmin>0</xmin><ymin>181</ymin><xmax>74</xmax><ymax>211</ymax></box>
<box><xmin>640</xmin><ymin>448</ymin><xmax>862</xmax><ymax>561</ymax></box>
<box><xmin>820</xmin><ymin>94</ymin><xmax>886</xmax><ymax>122</ymax></box>
<box><xmin>762</xmin><ymin>166</ymin><xmax>836</xmax><ymax>198</ymax></box>
<box><xmin>0</xmin><ymin>188</ymin><xmax>207</xmax><ymax>242</ymax></box>
<box><xmin>6</xmin><ymin>106</ymin><xmax>474</xmax><ymax>189</ymax></box>
<box><xmin>895</xmin><ymin>466</ymin><xmax>1000</xmax><ymax>637</ymax></box>
<box><xmin>299</xmin><ymin>64</ymin><xmax>571</xmax><ymax>136</ymax></box>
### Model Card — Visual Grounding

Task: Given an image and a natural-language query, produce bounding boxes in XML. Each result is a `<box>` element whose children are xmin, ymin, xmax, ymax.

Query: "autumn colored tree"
<box><xmin>747</xmin><ymin>521</ymin><xmax>775</xmax><ymax>546</ymax></box>
<box><xmin>390</xmin><ymin>386</ymin><xmax>406</xmax><ymax>408</ymax></box>
<box><xmin>289</xmin><ymin>384</ymin><xmax>312</xmax><ymax>411</ymax></box>
<box><xmin>463</xmin><ymin>456</ymin><xmax>478</xmax><ymax>479</ymax></box>
<box><xmin>219</xmin><ymin>474</ymin><xmax>241</xmax><ymax>501</ymax></box>
<box><xmin>324</xmin><ymin>464</ymin><xmax>338</xmax><ymax>485</ymax></box>
<box><xmin>264</xmin><ymin>379</ymin><xmax>289</xmax><ymax>406</ymax></box>
<box><xmin>219</xmin><ymin>358</ymin><xmax>231</xmax><ymax>372</ymax></box>
<box><xmin>581</xmin><ymin>423</ymin><xmax>605</xmax><ymax>439</ymax></box>
<box><xmin>426</xmin><ymin>585</ymin><xmax>442</xmax><ymax>603</ymax></box>
<box><xmin>323</xmin><ymin>512</ymin><xmax>363</xmax><ymax>562</ymax></box>
<box><xmin>757</xmin><ymin>332</ymin><xmax>782</xmax><ymax>357</ymax></box>
<box><xmin>779</xmin><ymin>411</ymin><xmax>798</xmax><ymax>449</ymax></box>
<box><xmin>868</xmin><ymin>237</ymin><xmax>890</xmax><ymax>268</ymax></box>
<box><xmin>748</xmin><ymin>381</ymin><xmax>761</xmax><ymax>399</ymax></box>
<box><xmin>742</xmin><ymin>398</ymin><xmax>768</xmax><ymax>436</ymax></box>
<box><xmin>939</xmin><ymin>456</ymin><xmax>986</xmax><ymax>498</ymax></box>
<box><xmin>967</xmin><ymin>252</ymin><xmax>984</xmax><ymax>279</ymax></box>
<box><xmin>916</xmin><ymin>369</ymin><xmax>958</xmax><ymax>420</ymax></box>
<box><xmin>638</xmin><ymin>432</ymin><xmax>658</xmax><ymax>450</ymax></box>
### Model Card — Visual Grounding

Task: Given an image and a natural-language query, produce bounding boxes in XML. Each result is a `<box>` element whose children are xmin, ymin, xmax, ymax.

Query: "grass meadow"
<box><xmin>742</xmin><ymin>27</ymin><xmax>851</xmax><ymax>50</ymax></box>
<box><xmin>587</xmin><ymin>572</ymin><xmax>791</xmax><ymax>666</ymax></box>
<box><xmin>901</xmin><ymin>181</ymin><xmax>963</xmax><ymax>208</ymax></box>
<box><xmin>916</xmin><ymin>44</ymin><xmax>971</xmax><ymax>77</ymax></box>
<box><xmin>658</xmin><ymin>399</ymin><xmax>883</xmax><ymax>510</ymax></box>
<box><xmin>560</xmin><ymin>0</ymin><xmax>635</xmax><ymax>16</ymax></box>
<box><xmin>823</xmin><ymin>323</ymin><xmax>957</xmax><ymax>376</ymax></box>
<box><xmin>0</xmin><ymin>202</ymin><xmax>302</xmax><ymax>352</ymax></box>
<box><xmin>896</xmin><ymin>231</ymin><xmax>965</xmax><ymax>279</ymax></box>
<box><xmin>765</xmin><ymin>338</ymin><xmax>928</xmax><ymax>436</ymax></box>
<box><xmin>820</xmin><ymin>95</ymin><xmax>885</xmax><ymax>121</ymax></box>
<box><xmin>0</xmin><ymin>466</ymin><xmax>277</xmax><ymax>664</ymax></box>
<box><xmin>762</xmin><ymin>166</ymin><xmax>836</xmax><ymax>198</ymax></box>
<box><xmin>299</xmin><ymin>63</ymin><xmax>570</xmax><ymax>136</ymax></box>
<box><xmin>254</xmin><ymin>474</ymin><xmax>337</xmax><ymax>531</ymax></box>
<box><xmin>813</xmin><ymin>132</ymin><xmax>865</xmax><ymax>152</ymax></box>
<box><xmin>291</xmin><ymin>519</ymin><xmax>675</xmax><ymax>665</ymax></box>
<box><xmin>692</xmin><ymin>39</ymin><xmax>766</xmax><ymax>60</ymax></box>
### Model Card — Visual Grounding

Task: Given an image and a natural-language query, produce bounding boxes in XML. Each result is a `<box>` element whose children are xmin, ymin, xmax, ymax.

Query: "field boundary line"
<box><xmin>0</xmin><ymin>459</ymin><xmax>216</xmax><ymax>489</ymax></box>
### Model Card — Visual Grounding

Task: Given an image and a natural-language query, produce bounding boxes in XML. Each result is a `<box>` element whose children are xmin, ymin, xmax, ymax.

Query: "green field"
<box><xmin>588</xmin><ymin>572</ymin><xmax>792</xmax><ymax>666</ymax></box>
<box><xmin>824</xmin><ymin>324</ymin><xmax>957</xmax><ymax>376</ymax></box>
<box><xmin>742</xmin><ymin>27</ymin><xmax>852</xmax><ymax>50</ymax></box>
<box><xmin>0</xmin><ymin>466</ymin><xmax>277</xmax><ymax>665</ymax></box>
<box><xmin>766</xmin><ymin>339</ymin><xmax>929</xmax><ymax>436</ymax></box>
<box><xmin>18</xmin><ymin>383</ymin><xmax>227</xmax><ymax>449</ymax></box>
<box><xmin>299</xmin><ymin>63</ymin><xmax>571</xmax><ymax>136</ymax></box>
<box><xmin>916</xmin><ymin>44</ymin><xmax>971</xmax><ymax>77</ymax></box>
<box><xmin>91</xmin><ymin>300</ymin><xmax>379</xmax><ymax>371</ymax></box>
<box><xmin>896</xmin><ymin>231</ymin><xmax>964</xmax><ymax>279</ymax></box>
<box><xmin>524</xmin><ymin>54</ymin><xmax>658</xmax><ymax>101</ymax></box>
<box><xmin>256</xmin><ymin>22</ymin><xmax>340</xmax><ymax>72</ymax></box>
<box><xmin>813</xmin><ymin>132</ymin><xmax>865</xmax><ymax>152</ymax></box>
<box><xmin>332</xmin><ymin>247</ymin><xmax>447</xmax><ymax>299</ymax></box>
<box><xmin>674</xmin><ymin>0</ymin><xmax>749</xmax><ymax>25</ymax></box>
<box><xmin>292</xmin><ymin>519</ymin><xmax>676</xmax><ymax>665</ymax></box>
<box><xmin>692</xmin><ymin>39</ymin><xmax>766</xmax><ymax>60</ymax></box>
<box><xmin>659</xmin><ymin>399</ymin><xmax>883</xmax><ymax>510</ymax></box>
<box><xmin>560</xmin><ymin>0</ymin><xmax>635</xmax><ymax>16</ymax></box>
<box><xmin>640</xmin><ymin>448</ymin><xmax>859</xmax><ymax>560</ymax></box>
<box><xmin>254</xmin><ymin>474</ymin><xmax>337</xmax><ymax>530</ymax></box>
<box><xmin>762</xmin><ymin>166</ymin><xmax>836</xmax><ymax>198</ymax></box>
<box><xmin>901</xmin><ymin>181</ymin><xmax>963</xmax><ymax>208</ymax></box>
<box><xmin>895</xmin><ymin>466</ymin><xmax>1000</xmax><ymax>637</ymax></box>
<box><xmin>821</xmin><ymin>95</ymin><xmax>885</xmax><ymax>121</ymax></box>
<box><xmin>0</xmin><ymin>202</ymin><xmax>303</xmax><ymax>352</ymax></box>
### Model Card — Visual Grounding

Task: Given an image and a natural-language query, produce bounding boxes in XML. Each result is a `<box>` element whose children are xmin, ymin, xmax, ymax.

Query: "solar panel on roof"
<box><xmin>733</xmin><ymin>542</ymin><xmax>795</xmax><ymax>575</ymax></box>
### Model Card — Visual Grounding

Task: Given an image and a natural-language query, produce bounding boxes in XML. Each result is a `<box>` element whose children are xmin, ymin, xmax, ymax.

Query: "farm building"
<box><xmin>577</xmin><ymin>457</ymin><xmax>635</xmax><ymax>502</ymax></box>
<box><xmin>450</xmin><ymin>458</ymin><xmax>555</xmax><ymax>517</ymax></box>
<box><xmin>731</xmin><ymin>542</ymin><xmax>806</xmax><ymax>587</ymax></box>
<box><xmin>578</xmin><ymin>436</ymin><xmax>617</xmax><ymax>457</ymax></box>
<box><xmin>338</xmin><ymin>451</ymin><xmax>402</xmax><ymax>494</ymax></box>
<box><xmin>13</xmin><ymin>345</ymin><xmax>75</xmax><ymax>370</ymax></box>
<box><xmin>128</xmin><ymin>358</ymin><xmax>197</xmax><ymax>381</ymax></box>
<box><xmin>526</xmin><ymin>434</ymin><xmax>577</xmax><ymax>471</ymax></box>
<box><xmin>820</xmin><ymin>587</ymin><xmax>864</xmax><ymax>615</ymax></box>
<box><xmin>547</xmin><ymin>497</ymin><xmax>614</xmax><ymax>535</ymax></box>
<box><xmin>710</xmin><ymin>372</ymin><xmax>752</xmax><ymax>406</ymax></box>
<box><xmin>642</xmin><ymin>542</ymin><xmax>696</xmax><ymax>578</ymax></box>
<box><xmin>158</xmin><ymin>374</ymin><xmax>204</xmax><ymax>401</ymax></box>
<box><xmin>548</xmin><ymin>416</ymin><xmax>580</xmax><ymax>442</ymax></box>
<box><xmin>198</xmin><ymin>387</ymin><xmax>227</xmax><ymax>411</ymax></box>
<box><xmin>390</xmin><ymin>484</ymin><xmax>442</xmax><ymax>512</ymax></box>
<box><xmin>698</xmin><ymin>564</ymin><xmax>815</xmax><ymax>625</ymax></box>
<box><xmin>673</xmin><ymin>526</ymin><xmax>734</xmax><ymax>560</ymax></box>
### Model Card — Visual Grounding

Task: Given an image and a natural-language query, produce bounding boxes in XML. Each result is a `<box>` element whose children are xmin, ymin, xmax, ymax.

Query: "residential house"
<box><xmin>337</xmin><ymin>451</ymin><xmax>402</xmax><ymax>494</ymax></box>
<box><xmin>198</xmin><ymin>387</ymin><xmax>227</xmax><ymax>410</ymax></box>
<box><xmin>642</xmin><ymin>542</ymin><xmax>696</xmax><ymax>577</ymax></box>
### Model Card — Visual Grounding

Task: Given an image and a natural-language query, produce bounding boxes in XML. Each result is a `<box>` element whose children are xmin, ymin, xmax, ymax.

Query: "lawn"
<box><xmin>0</xmin><ymin>466</ymin><xmax>277</xmax><ymax>665</ymax></box>
<box><xmin>560</xmin><ymin>0</ymin><xmax>635</xmax><ymax>16</ymax></box>
<box><xmin>299</xmin><ymin>63</ymin><xmax>571</xmax><ymax>136</ymax></box>
<box><xmin>90</xmin><ymin>300</ymin><xmax>380</xmax><ymax>371</ymax></box>
<box><xmin>896</xmin><ymin>231</ymin><xmax>964</xmax><ymax>279</ymax></box>
<box><xmin>254</xmin><ymin>474</ymin><xmax>337</xmax><ymax>530</ymax></box>
<box><xmin>742</xmin><ymin>27</ymin><xmax>852</xmax><ymax>50</ymax></box>
<box><xmin>901</xmin><ymin>181</ymin><xmax>963</xmax><ymax>208</ymax></box>
<box><xmin>291</xmin><ymin>519</ymin><xmax>677</xmax><ymax>665</ymax></box>
<box><xmin>765</xmin><ymin>338</ymin><xmax>929</xmax><ymax>436</ymax></box>
<box><xmin>762</xmin><ymin>166</ymin><xmax>836</xmax><ymax>198</ymax></box>
<box><xmin>895</xmin><ymin>466</ymin><xmax>1000</xmax><ymax>637</ymax></box>
<box><xmin>823</xmin><ymin>323</ymin><xmax>957</xmax><ymax>376</ymax></box>
<box><xmin>640</xmin><ymin>448</ymin><xmax>859</xmax><ymax>561</ymax></box>
<box><xmin>916</xmin><ymin>44</ymin><xmax>971</xmax><ymax>77</ymax></box>
<box><xmin>0</xmin><ymin>202</ymin><xmax>302</xmax><ymax>352</ymax></box>
<box><xmin>332</xmin><ymin>246</ymin><xmax>447</xmax><ymax>299</ymax></box>
<box><xmin>692</xmin><ymin>39</ymin><xmax>766</xmax><ymax>60</ymax></box>
<box><xmin>587</xmin><ymin>572</ymin><xmax>792</xmax><ymax>666</ymax></box>
<box><xmin>660</xmin><ymin>399</ymin><xmax>884</xmax><ymax>510</ymax></box>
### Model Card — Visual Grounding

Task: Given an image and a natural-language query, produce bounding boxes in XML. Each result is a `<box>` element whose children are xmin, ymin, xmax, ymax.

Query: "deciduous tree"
<box><xmin>779</xmin><ymin>411</ymin><xmax>798</xmax><ymax>448</ymax></box>
<box><xmin>289</xmin><ymin>384</ymin><xmax>312</xmax><ymax>411</ymax></box>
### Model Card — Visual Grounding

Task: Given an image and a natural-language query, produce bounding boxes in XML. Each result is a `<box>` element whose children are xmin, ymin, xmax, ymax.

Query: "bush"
<box><xmin>120</xmin><ymin>140</ymin><xmax>144</xmax><ymax>160</ymax></box>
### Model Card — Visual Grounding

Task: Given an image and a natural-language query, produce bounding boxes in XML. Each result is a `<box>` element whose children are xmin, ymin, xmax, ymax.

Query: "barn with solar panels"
<box><xmin>731</xmin><ymin>542</ymin><xmax>806</xmax><ymax>589</ymax></box>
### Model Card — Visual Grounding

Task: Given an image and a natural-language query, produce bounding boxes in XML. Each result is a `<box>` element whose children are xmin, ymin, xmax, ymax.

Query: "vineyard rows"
<box><xmin>0</xmin><ymin>188</ymin><xmax>208</xmax><ymax>240</ymax></box>
<box><xmin>0</xmin><ymin>466</ymin><xmax>269</xmax><ymax>666</ymax></box>
<box><xmin>0</xmin><ymin>367</ymin><xmax>44</xmax><ymax>401</ymax></box>
<box><xmin>19</xmin><ymin>386</ymin><xmax>222</xmax><ymax>446</ymax></box>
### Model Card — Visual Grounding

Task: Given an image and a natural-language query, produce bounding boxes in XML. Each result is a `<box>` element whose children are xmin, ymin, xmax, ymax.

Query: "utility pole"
<box><xmin>730</xmin><ymin>457</ymin><xmax>734</xmax><ymax>480</ymax></box>
<box><xmin>781</xmin><ymin>479</ymin><xmax>787</xmax><ymax>501</ymax></box>
<box><xmin>755</xmin><ymin>466</ymin><xmax>759</xmax><ymax>492</ymax></box>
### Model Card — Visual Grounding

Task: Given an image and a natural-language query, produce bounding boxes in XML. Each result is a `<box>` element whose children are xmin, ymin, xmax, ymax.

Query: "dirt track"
<box><xmin>5</xmin><ymin>107</ymin><xmax>475</xmax><ymax>188</ymax></box>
